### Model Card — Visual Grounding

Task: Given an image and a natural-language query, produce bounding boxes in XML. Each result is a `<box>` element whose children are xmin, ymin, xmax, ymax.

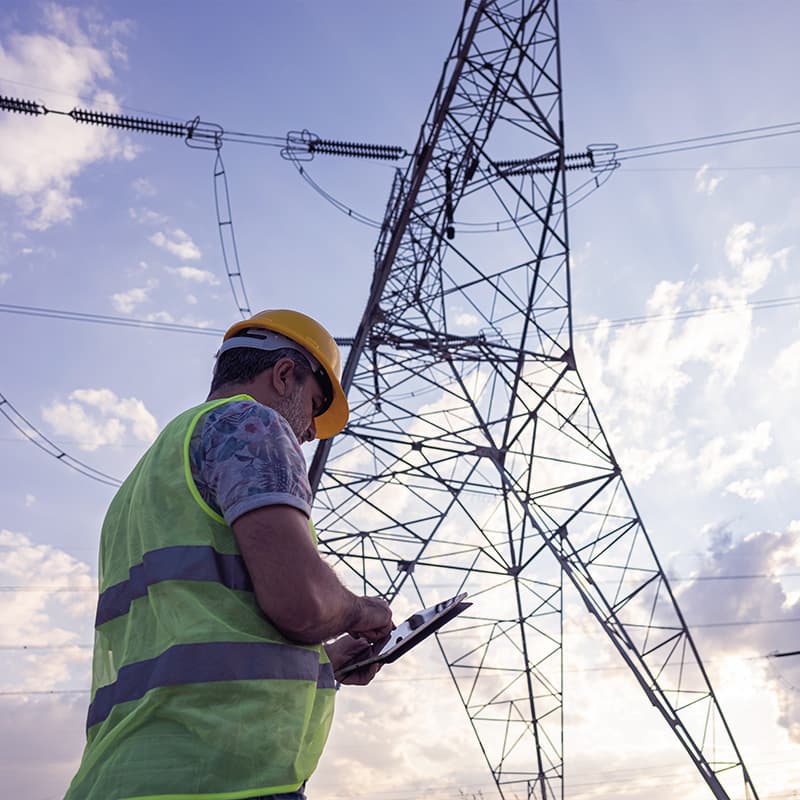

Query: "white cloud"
<box><xmin>724</xmin><ymin>222</ymin><xmax>758</xmax><ymax>267</ymax></box>
<box><xmin>725</xmin><ymin>467</ymin><xmax>789</xmax><ymax>502</ymax></box>
<box><xmin>0</xmin><ymin>527</ymin><xmax>94</xmax><ymax>797</ymax></box>
<box><xmin>24</xmin><ymin>493</ymin><xmax>36</xmax><ymax>507</ymax></box>
<box><xmin>111</xmin><ymin>278</ymin><xmax>158</xmax><ymax>313</ymax></box>
<box><xmin>678</xmin><ymin>526</ymin><xmax>800</xmax><ymax>743</ymax></box>
<box><xmin>129</xmin><ymin>206</ymin><xmax>167</xmax><ymax>225</ymax></box>
<box><xmin>694</xmin><ymin>164</ymin><xmax>723</xmax><ymax>196</ymax></box>
<box><xmin>16</xmin><ymin>184</ymin><xmax>83</xmax><ymax>229</ymax></box>
<box><xmin>131</xmin><ymin>177</ymin><xmax>156</xmax><ymax>197</ymax></box>
<box><xmin>574</xmin><ymin>221</ymin><xmax>785</xmax><ymax>490</ymax></box>
<box><xmin>149</xmin><ymin>229</ymin><xmax>201</xmax><ymax>260</ymax></box>
<box><xmin>0</xmin><ymin>272</ymin><xmax>10</xmax><ymax>286</ymax></box>
<box><xmin>0</xmin><ymin>7</ymin><xmax>136</xmax><ymax>229</ymax></box>
<box><xmin>569</xmin><ymin>239</ymin><xmax>592</xmax><ymax>271</ymax></box>
<box><xmin>143</xmin><ymin>310</ymin><xmax>175</xmax><ymax>323</ymax></box>
<box><xmin>166</xmin><ymin>265</ymin><xmax>219</xmax><ymax>285</ymax></box>
<box><xmin>770</xmin><ymin>340</ymin><xmax>800</xmax><ymax>390</ymax></box>
<box><xmin>0</xmin><ymin>528</ymin><xmax>95</xmax><ymax>689</ymax></box>
<box><xmin>695</xmin><ymin>421</ymin><xmax>773</xmax><ymax>490</ymax></box>
<box><xmin>42</xmin><ymin>387</ymin><xmax>158</xmax><ymax>451</ymax></box>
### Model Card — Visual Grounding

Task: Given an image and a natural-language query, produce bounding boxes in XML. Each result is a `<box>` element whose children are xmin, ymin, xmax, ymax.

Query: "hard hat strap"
<box><xmin>217</xmin><ymin>329</ymin><xmax>322</xmax><ymax>372</ymax></box>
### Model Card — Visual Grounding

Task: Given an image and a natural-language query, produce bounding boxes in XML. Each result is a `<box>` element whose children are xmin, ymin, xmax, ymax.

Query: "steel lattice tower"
<box><xmin>309</xmin><ymin>2</ymin><xmax>758</xmax><ymax>798</ymax></box>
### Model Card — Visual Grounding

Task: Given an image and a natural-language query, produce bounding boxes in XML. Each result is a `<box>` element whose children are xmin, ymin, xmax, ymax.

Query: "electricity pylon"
<box><xmin>309</xmin><ymin>2</ymin><xmax>758</xmax><ymax>799</ymax></box>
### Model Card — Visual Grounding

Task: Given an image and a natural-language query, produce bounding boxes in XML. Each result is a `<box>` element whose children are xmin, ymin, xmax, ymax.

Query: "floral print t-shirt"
<box><xmin>189</xmin><ymin>398</ymin><xmax>312</xmax><ymax>524</ymax></box>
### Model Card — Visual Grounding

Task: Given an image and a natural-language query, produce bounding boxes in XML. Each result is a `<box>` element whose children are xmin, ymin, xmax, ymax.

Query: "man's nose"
<box><xmin>305</xmin><ymin>418</ymin><xmax>317</xmax><ymax>443</ymax></box>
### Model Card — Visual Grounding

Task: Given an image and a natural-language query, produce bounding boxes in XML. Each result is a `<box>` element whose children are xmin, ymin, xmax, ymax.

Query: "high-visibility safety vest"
<box><xmin>64</xmin><ymin>396</ymin><xmax>336</xmax><ymax>800</ymax></box>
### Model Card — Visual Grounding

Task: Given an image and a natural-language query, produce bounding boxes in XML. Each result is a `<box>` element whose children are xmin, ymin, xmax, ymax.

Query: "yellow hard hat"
<box><xmin>222</xmin><ymin>309</ymin><xmax>348</xmax><ymax>439</ymax></box>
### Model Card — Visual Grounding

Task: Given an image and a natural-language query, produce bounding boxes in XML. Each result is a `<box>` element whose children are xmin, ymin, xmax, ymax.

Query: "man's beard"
<box><xmin>274</xmin><ymin>383</ymin><xmax>309</xmax><ymax>443</ymax></box>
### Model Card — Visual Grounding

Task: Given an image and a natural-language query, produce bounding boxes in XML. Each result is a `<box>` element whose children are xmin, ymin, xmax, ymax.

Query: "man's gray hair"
<box><xmin>209</xmin><ymin>345</ymin><xmax>313</xmax><ymax>394</ymax></box>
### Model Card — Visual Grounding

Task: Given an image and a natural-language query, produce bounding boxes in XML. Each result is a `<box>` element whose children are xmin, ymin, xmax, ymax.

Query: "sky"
<box><xmin>1</xmin><ymin>2</ymin><xmax>799</xmax><ymax>799</ymax></box>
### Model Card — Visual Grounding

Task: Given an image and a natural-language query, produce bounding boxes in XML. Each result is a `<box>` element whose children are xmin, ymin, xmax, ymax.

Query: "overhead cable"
<box><xmin>213</xmin><ymin>148</ymin><xmax>251</xmax><ymax>317</ymax></box>
<box><xmin>2</xmin><ymin>295</ymin><xmax>798</xmax><ymax>341</ymax></box>
<box><xmin>0</xmin><ymin>303</ymin><xmax>224</xmax><ymax>335</ymax></box>
<box><xmin>0</xmin><ymin>303</ymin><xmax>356</xmax><ymax>345</ymax></box>
<box><xmin>0</xmin><ymin>392</ymin><xmax>121</xmax><ymax>487</ymax></box>
<box><xmin>614</xmin><ymin>119</ymin><xmax>800</xmax><ymax>159</ymax></box>
<box><xmin>3</xmin><ymin>92</ymin><xmax>799</xmax><ymax>168</ymax></box>
<box><xmin>0</xmin><ymin>94</ymin><xmax>409</xmax><ymax>162</ymax></box>
<box><xmin>571</xmin><ymin>294</ymin><xmax>800</xmax><ymax>332</ymax></box>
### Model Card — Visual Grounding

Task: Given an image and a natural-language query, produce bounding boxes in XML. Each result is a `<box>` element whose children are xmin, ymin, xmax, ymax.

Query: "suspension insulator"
<box><xmin>495</xmin><ymin>150</ymin><xmax>594</xmax><ymax>176</ymax></box>
<box><xmin>0</xmin><ymin>95</ymin><xmax>43</xmax><ymax>115</ymax></box>
<box><xmin>69</xmin><ymin>108</ymin><xmax>187</xmax><ymax>137</ymax></box>
<box><xmin>309</xmin><ymin>139</ymin><xmax>408</xmax><ymax>161</ymax></box>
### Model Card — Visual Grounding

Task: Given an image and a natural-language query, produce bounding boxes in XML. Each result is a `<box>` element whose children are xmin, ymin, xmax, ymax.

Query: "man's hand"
<box><xmin>326</xmin><ymin>634</ymin><xmax>387</xmax><ymax>686</ymax></box>
<box><xmin>347</xmin><ymin>596</ymin><xmax>393</xmax><ymax>644</ymax></box>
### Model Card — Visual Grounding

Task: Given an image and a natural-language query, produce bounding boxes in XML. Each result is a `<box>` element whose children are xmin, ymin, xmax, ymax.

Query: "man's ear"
<box><xmin>271</xmin><ymin>357</ymin><xmax>296</xmax><ymax>397</ymax></box>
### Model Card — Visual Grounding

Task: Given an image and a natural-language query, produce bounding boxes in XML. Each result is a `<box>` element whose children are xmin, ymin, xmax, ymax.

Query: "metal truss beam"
<box><xmin>310</xmin><ymin>3</ymin><xmax>759</xmax><ymax>799</ymax></box>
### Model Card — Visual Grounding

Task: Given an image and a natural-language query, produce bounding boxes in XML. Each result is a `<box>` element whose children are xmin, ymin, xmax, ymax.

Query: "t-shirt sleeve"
<box><xmin>191</xmin><ymin>399</ymin><xmax>313</xmax><ymax>525</ymax></box>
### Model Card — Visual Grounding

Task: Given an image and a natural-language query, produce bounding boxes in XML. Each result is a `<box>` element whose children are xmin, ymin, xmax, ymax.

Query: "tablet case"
<box><xmin>337</xmin><ymin>592</ymin><xmax>471</xmax><ymax>677</ymax></box>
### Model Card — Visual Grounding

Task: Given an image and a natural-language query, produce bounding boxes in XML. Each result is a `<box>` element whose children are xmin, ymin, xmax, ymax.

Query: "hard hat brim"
<box><xmin>313</xmin><ymin>379</ymin><xmax>349</xmax><ymax>439</ymax></box>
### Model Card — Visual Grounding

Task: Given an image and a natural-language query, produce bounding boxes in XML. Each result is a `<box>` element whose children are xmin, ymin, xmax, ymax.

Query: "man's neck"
<box><xmin>207</xmin><ymin>383</ymin><xmax>256</xmax><ymax>403</ymax></box>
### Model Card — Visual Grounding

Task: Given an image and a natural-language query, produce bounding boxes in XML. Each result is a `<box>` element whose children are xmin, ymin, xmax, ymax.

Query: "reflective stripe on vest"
<box><xmin>96</xmin><ymin>545</ymin><xmax>252</xmax><ymax>626</ymax></box>
<box><xmin>88</xmin><ymin>641</ymin><xmax>336</xmax><ymax>728</ymax></box>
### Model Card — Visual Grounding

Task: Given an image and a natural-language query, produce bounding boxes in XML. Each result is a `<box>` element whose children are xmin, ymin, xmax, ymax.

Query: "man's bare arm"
<box><xmin>232</xmin><ymin>505</ymin><xmax>392</xmax><ymax>644</ymax></box>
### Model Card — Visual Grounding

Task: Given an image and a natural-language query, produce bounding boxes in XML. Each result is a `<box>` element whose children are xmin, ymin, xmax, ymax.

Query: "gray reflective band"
<box><xmin>96</xmin><ymin>545</ymin><xmax>252</xmax><ymax>627</ymax></box>
<box><xmin>87</xmin><ymin>641</ymin><xmax>335</xmax><ymax>730</ymax></box>
<box><xmin>218</xmin><ymin>329</ymin><xmax>321</xmax><ymax>372</ymax></box>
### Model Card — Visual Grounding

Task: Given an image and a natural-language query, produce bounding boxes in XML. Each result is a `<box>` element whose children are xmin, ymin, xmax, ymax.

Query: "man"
<box><xmin>64</xmin><ymin>309</ymin><xmax>394</xmax><ymax>800</ymax></box>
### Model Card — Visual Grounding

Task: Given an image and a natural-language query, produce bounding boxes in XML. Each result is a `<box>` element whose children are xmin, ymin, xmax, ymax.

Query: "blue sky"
<box><xmin>1</xmin><ymin>2</ymin><xmax>799</xmax><ymax>799</ymax></box>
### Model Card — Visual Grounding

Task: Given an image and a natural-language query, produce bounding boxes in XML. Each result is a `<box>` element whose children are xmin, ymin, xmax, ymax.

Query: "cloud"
<box><xmin>42</xmin><ymin>387</ymin><xmax>158</xmax><ymax>451</ymax></box>
<box><xmin>771</xmin><ymin>340</ymin><xmax>800</xmax><ymax>390</ymax></box>
<box><xmin>0</xmin><ymin>6</ymin><xmax>136</xmax><ymax>229</ymax></box>
<box><xmin>0</xmin><ymin>528</ymin><xmax>95</xmax><ymax>689</ymax></box>
<box><xmin>694</xmin><ymin>164</ymin><xmax>723</xmax><ymax>196</ymax></box>
<box><xmin>574</xmin><ymin>221</ymin><xmax>784</xmax><ymax>492</ymax></box>
<box><xmin>166</xmin><ymin>265</ymin><xmax>219</xmax><ymax>285</ymax></box>
<box><xmin>695</xmin><ymin>421</ymin><xmax>773</xmax><ymax>489</ymax></box>
<box><xmin>143</xmin><ymin>309</ymin><xmax>175</xmax><ymax>323</ymax></box>
<box><xmin>725</xmin><ymin>467</ymin><xmax>789</xmax><ymax>501</ymax></box>
<box><xmin>0</xmin><ymin>696</ymin><xmax>87</xmax><ymax>800</ymax></box>
<box><xmin>129</xmin><ymin>206</ymin><xmax>167</xmax><ymax>225</ymax></box>
<box><xmin>149</xmin><ymin>229</ymin><xmax>202</xmax><ymax>260</ymax></box>
<box><xmin>131</xmin><ymin>177</ymin><xmax>156</xmax><ymax>197</ymax></box>
<box><xmin>0</xmin><ymin>272</ymin><xmax>10</xmax><ymax>286</ymax></box>
<box><xmin>449</xmin><ymin>305</ymin><xmax>480</xmax><ymax>329</ymax></box>
<box><xmin>111</xmin><ymin>278</ymin><xmax>158</xmax><ymax>313</ymax></box>
<box><xmin>0</xmin><ymin>528</ymin><xmax>95</xmax><ymax>797</ymax></box>
<box><xmin>724</xmin><ymin>222</ymin><xmax>758</xmax><ymax>267</ymax></box>
<box><xmin>677</xmin><ymin>525</ymin><xmax>800</xmax><ymax>742</ymax></box>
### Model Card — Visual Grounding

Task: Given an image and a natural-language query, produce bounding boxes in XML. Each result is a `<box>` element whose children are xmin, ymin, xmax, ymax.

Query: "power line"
<box><xmin>2</xmin><ymin>291</ymin><xmax>798</xmax><ymax>344</ymax></box>
<box><xmin>0</xmin><ymin>614</ymin><xmax>797</xmax><ymax>657</ymax></box>
<box><xmin>0</xmin><ymin>393</ymin><xmax>121</xmax><ymax>487</ymax></box>
<box><xmin>572</xmin><ymin>294</ymin><xmax>800</xmax><ymax>332</ymax></box>
<box><xmin>3</xmin><ymin>89</ymin><xmax>799</xmax><ymax>165</ymax></box>
<box><xmin>3</xmin><ymin>570</ymin><xmax>799</xmax><ymax>593</ymax></box>
<box><xmin>0</xmin><ymin>303</ymin><xmax>224</xmax><ymax>335</ymax></box>
<box><xmin>0</xmin><ymin>94</ymin><xmax>409</xmax><ymax>161</ymax></box>
<box><xmin>213</xmin><ymin>148</ymin><xmax>250</xmax><ymax>318</ymax></box>
<box><xmin>612</xmin><ymin>120</ymin><xmax>800</xmax><ymax>161</ymax></box>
